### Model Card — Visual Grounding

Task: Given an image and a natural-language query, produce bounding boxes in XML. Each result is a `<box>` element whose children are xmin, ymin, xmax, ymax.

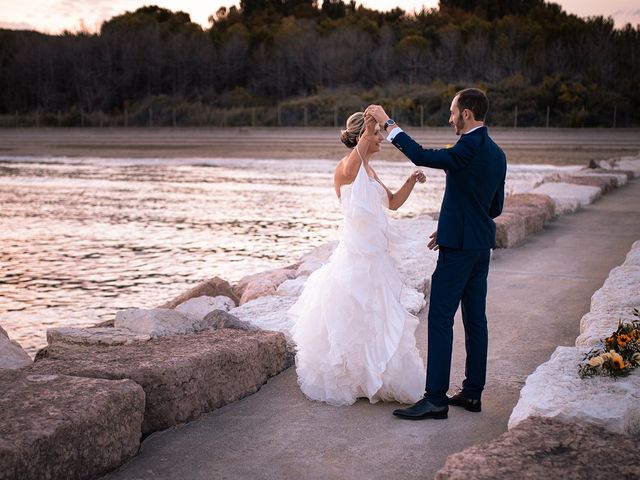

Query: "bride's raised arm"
<box><xmin>341</xmin><ymin>113</ymin><xmax>378</xmax><ymax>179</ymax></box>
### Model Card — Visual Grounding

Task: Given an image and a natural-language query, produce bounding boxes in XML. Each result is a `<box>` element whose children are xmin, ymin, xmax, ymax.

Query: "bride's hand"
<box><xmin>363</xmin><ymin>112</ymin><xmax>378</xmax><ymax>137</ymax></box>
<box><xmin>409</xmin><ymin>170</ymin><xmax>426</xmax><ymax>184</ymax></box>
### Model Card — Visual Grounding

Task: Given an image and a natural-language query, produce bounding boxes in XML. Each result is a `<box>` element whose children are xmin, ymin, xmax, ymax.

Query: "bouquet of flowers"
<box><xmin>579</xmin><ymin>307</ymin><xmax>640</xmax><ymax>379</ymax></box>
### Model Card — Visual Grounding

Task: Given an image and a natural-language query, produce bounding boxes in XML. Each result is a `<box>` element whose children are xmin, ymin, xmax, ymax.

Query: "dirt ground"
<box><xmin>1</xmin><ymin>127</ymin><xmax>639</xmax><ymax>164</ymax></box>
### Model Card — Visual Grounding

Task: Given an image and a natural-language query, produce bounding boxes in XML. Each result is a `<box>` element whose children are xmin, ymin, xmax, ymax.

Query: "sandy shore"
<box><xmin>1</xmin><ymin>127</ymin><xmax>639</xmax><ymax>164</ymax></box>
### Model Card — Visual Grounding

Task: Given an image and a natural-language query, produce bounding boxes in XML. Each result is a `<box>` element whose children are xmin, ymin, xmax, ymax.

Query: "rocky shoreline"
<box><xmin>1</xmin><ymin>155</ymin><xmax>639</xmax><ymax>480</ymax></box>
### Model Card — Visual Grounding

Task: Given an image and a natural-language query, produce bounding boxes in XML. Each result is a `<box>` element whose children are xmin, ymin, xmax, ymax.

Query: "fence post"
<box><xmin>612</xmin><ymin>106</ymin><xmax>617</xmax><ymax>128</ymax></box>
<box><xmin>148</xmin><ymin>108</ymin><xmax>153</xmax><ymax>127</ymax></box>
<box><xmin>419</xmin><ymin>105</ymin><xmax>424</xmax><ymax>128</ymax></box>
<box><xmin>251</xmin><ymin>108</ymin><xmax>256</xmax><ymax>127</ymax></box>
<box><xmin>546</xmin><ymin>106</ymin><xmax>550</xmax><ymax>128</ymax></box>
<box><xmin>15</xmin><ymin>110</ymin><xmax>18</xmax><ymax>128</ymax></box>
<box><xmin>172</xmin><ymin>106</ymin><xmax>177</xmax><ymax>127</ymax></box>
<box><xmin>513</xmin><ymin>105</ymin><xmax>518</xmax><ymax>128</ymax></box>
<box><xmin>277</xmin><ymin>104</ymin><xmax>282</xmax><ymax>127</ymax></box>
<box><xmin>303</xmin><ymin>106</ymin><xmax>308</xmax><ymax>127</ymax></box>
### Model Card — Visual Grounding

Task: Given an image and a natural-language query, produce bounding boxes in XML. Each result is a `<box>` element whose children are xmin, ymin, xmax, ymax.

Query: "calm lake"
<box><xmin>0</xmin><ymin>156</ymin><xmax>579</xmax><ymax>354</ymax></box>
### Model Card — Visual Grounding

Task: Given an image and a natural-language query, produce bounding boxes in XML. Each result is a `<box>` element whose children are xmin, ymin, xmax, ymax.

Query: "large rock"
<box><xmin>508</xmin><ymin>346</ymin><xmax>640</xmax><ymax>436</ymax></box>
<box><xmin>504</xmin><ymin>193</ymin><xmax>556</xmax><ymax>221</ymax></box>
<box><xmin>0</xmin><ymin>369</ymin><xmax>144</xmax><ymax>480</ymax></box>
<box><xmin>530</xmin><ymin>182</ymin><xmax>601</xmax><ymax>214</ymax></box>
<box><xmin>436</xmin><ymin>417</ymin><xmax>640</xmax><ymax>480</ymax></box>
<box><xmin>175</xmin><ymin>295</ymin><xmax>235</xmax><ymax>319</ymax></box>
<box><xmin>494</xmin><ymin>212</ymin><xmax>526</xmax><ymax>248</ymax></box>
<box><xmin>29</xmin><ymin>329</ymin><xmax>290</xmax><ymax>435</ymax></box>
<box><xmin>115</xmin><ymin>307</ymin><xmax>208</xmax><ymax>337</ymax></box>
<box><xmin>47</xmin><ymin>327</ymin><xmax>150</xmax><ymax>347</ymax></box>
<box><xmin>560</xmin><ymin>173</ymin><xmax>617</xmax><ymax>193</ymax></box>
<box><xmin>615</xmin><ymin>156</ymin><xmax>640</xmax><ymax>177</ymax></box>
<box><xmin>201</xmin><ymin>309</ymin><xmax>259</xmax><ymax>331</ymax></box>
<box><xmin>160</xmin><ymin>276</ymin><xmax>238</xmax><ymax>309</ymax></box>
<box><xmin>235</xmin><ymin>267</ymin><xmax>297</xmax><ymax>305</ymax></box>
<box><xmin>296</xmin><ymin>242</ymin><xmax>338</xmax><ymax>277</ymax></box>
<box><xmin>623</xmin><ymin>240</ymin><xmax>640</xmax><ymax>266</ymax></box>
<box><xmin>276</xmin><ymin>276</ymin><xmax>308</xmax><ymax>297</ymax></box>
<box><xmin>502</xmin><ymin>204</ymin><xmax>547</xmax><ymax>236</ymax></box>
<box><xmin>590</xmin><ymin>265</ymin><xmax>640</xmax><ymax>313</ymax></box>
<box><xmin>0</xmin><ymin>325</ymin><xmax>32</xmax><ymax>369</ymax></box>
<box><xmin>575</xmin><ymin>309</ymin><xmax>637</xmax><ymax>347</ymax></box>
<box><xmin>230</xmin><ymin>295</ymin><xmax>298</xmax><ymax>335</ymax></box>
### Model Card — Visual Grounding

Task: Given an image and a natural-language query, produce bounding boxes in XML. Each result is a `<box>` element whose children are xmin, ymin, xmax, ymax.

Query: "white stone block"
<box><xmin>175</xmin><ymin>295</ymin><xmax>235</xmax><ymax>319</ymax></box>
<box><xmin>530</xmin><ymin>182</ymin><xmax>601</xmax><ymax>213</ymax></box>
<box><xmin>295</xmin><ymin>242</ymin><xmax>338</xmax><ymax>277</ymax></box>
<box><xmin>590</xmin><ymin>266</ymin><xmax>640</xmax><ymax>313</ymax></box>
<box><xmin>576</xmin><ymin>310</ymin><xmax>636</xmax><ymax>347</ymax></box>
<box><xmin>276</xmin><ymin>276</ymin><xmax>308</xmax><ymax>297</ymax></box>
<box><xmin>508</xmin><ymin>346</ymin><xmax>640</xmax><ymax>436</ymax></box>
<box><xmin>230</xmin><ymin>295</ymin><xmax>298</xmax><ymax>336</ymax></box>
<box><xmin>615</xmin><ymin>157</ymin><xmax>640</xmax><ymax>177</ymax></box>
<box><xmin>623</xmin><ymin>240</ymin><xmax>640</xmax><ymax>266</ymax></box>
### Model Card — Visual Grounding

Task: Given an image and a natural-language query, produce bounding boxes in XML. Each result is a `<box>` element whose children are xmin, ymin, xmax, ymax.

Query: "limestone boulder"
<box><xmin>29</xmin><ymin>329</ymin><xmax>290</xmax><ymax>435</ymax></box>
<box><xmin>46</xmin><ymin>327</ymin><xmax>150</xmax><ymax>348</ymax></box>
<box><xmin>201</xmin><ymin>309</ymin><xmax>259</xmax><ymax>331</ymax></box>
<box><xmin>175</xmin><ymin>295</ymin><xmax>235</xmax><ymax>319</ymax></box>
<box><xmin>160</xmin><ymin>276</ymin><xmax>238</xmax><ymax>309</ymax></box>
<box><xmin>502</xmin><ymin>204</ymin><xmax>547</xmax><ymax>236</ymax></box>
<box><xmin>230</xmin><ymin>295</ymin><xmax>298</xmax><ymax>335</ymax></box>
<box><xmin>576</xmin><ymin>310</ymin><xmax>637</xmax><ymax>347</ymax></box>
<box><xmin>235</xmin><ymin>267</ymin><xmax>297</xmax><ymax>305</ymax></box>
<box><xmin>115</xmin><ymin>308</ymin><xmax>202</xmax><ymax>337</ymax></box>
<box><xmin>436</xmin><ymin>417</ymin><xmax>640</xmax><ymax>480</ymax></box>
<box><xmin>494</xmin><ymin>212</ymin><xmax>526</xmax><ymax>248</ymax></box>
<box><xmin>0</xmin><ymin>369</ymin><xmax>144</xmax><ymax>480</ymax></box>
<box><xmin>508</xmin><ymin>346</ymin><xmax>640</xmax><ymax>436</ymax></box>
<box><xmin>615</xmin><ymin>156</ymin><xmax>640</xmax><ymax>177</ymax></box>
<box><xmin>530</xmin><ymin>182</ymin><xmax>601</xmax><ymax>213</ymax></box>
<box><xmin>276</xmin><ymin>276</ymin><xmax>308</xmax><ymax>297</ymax></box>
<box><xmin>623</xmin><ymin>240</ymin><xmax>640</xmax><ymax>266</ymax></box>
<box><xmin>504</xmin><ymin>193</ymin><xmax>556</xmax><ymax>221</ymax></box>
<box><xmin>560</xmin><ymin>173</ymin><xmax>616</xmax><ymax>193</ymax></box>
<box><xmin>295</xmin><ymin>241</ymin><xmax>337</xmax><ymax>277</ymax></box>
<box><xmin>590</xmin><ymin>265</ymin><xmax>640</xmax><ymax>313</ymax></box>
<box><xmin>0</xmin><ymin>326</ymin><xmax>32</xmax><ymax>369</ymax></box>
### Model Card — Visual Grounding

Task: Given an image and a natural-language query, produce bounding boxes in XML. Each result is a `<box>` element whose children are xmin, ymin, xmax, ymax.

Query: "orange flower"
<box><xmin>617</xmin><ymin>334</ymin><xmax>631</xmax><ymax>347</ymax></box>
<box><xmin>610</xmin><ymin>351</ymin><xmax>625</xmax><ymax>370</ymax></box>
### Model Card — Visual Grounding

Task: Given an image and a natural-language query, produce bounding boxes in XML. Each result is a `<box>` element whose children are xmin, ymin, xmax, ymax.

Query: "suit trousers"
<box><xmin>425</xmin><ymin>246</ymin><xmax>491</xmax><ymax>406</ymax></box>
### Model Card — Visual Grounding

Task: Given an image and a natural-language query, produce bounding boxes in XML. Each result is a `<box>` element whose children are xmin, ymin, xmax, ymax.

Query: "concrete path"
<box><xmin>103</xmin><ymin>179</ymin><xmax>640</xmax><ymax>480</ymax></box>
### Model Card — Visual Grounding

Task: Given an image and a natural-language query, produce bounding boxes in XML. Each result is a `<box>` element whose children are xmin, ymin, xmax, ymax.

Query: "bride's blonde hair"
<box><xmin>340</xmin><ymin>112</ymin><xmax>365</xmax><ymax>149</ymax></box>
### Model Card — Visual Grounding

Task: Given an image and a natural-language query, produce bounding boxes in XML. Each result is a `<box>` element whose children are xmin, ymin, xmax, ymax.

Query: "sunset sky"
<box><xmin>0</xmin><ymin>0</ymin><xmax>638</xmax><ymax>33</ymax></box>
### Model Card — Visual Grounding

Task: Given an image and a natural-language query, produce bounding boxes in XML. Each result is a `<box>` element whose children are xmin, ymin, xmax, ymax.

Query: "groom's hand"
<box><xmin>427</xmin><ymin>231</ymin><xmax>439</xmax><ymax>251</ymax></box>
<box><xmin>365</xmin><ymin>105</ymin><xmax>390</xmax><ymax>125</ymax></box>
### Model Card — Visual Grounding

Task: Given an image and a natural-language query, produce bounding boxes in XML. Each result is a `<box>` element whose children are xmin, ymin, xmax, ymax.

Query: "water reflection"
<box><xmin>0</xmin><ymin>156</ymin><xmax>577</xmax><ymax>354</ymax></box>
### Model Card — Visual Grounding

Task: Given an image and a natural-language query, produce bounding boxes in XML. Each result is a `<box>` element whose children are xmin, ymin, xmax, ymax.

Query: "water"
<box><xmin>0</xmin><ymin>156</ymin><xmax>579</xmax><ymax>354</ymax></box>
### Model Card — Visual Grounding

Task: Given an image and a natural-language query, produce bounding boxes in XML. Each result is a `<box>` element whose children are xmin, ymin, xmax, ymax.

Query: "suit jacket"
<box><xmin>392</xmin><ymin>126</ymin><xmax>506</xmax><ymax>249</ymax></box>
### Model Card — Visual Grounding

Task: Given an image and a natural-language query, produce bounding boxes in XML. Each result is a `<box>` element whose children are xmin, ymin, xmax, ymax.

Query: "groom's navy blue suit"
<box><xmin>392</xmin><ymin>126</ymin><xmax>506</xmax><ymax>406</ymax></box>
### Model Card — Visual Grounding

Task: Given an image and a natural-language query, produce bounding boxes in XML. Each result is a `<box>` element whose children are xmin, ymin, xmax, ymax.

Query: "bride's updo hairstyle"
<box><xmin>340</xmin><ymin>112</ymin><xmax>365</xmax><ymax>149</ymax></box>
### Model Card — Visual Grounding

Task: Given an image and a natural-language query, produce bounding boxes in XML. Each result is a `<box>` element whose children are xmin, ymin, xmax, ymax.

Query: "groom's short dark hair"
<box><xmin>456</xmin><ymin>88</ymin><xmax>489</xmax><ymax>121</ymax></box>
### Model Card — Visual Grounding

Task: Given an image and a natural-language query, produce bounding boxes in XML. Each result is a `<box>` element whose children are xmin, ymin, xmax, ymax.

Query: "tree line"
<box><xmin>0</xmin><ymin>0</ymin><xmax>638</xmax><ymax>127</ymax></box>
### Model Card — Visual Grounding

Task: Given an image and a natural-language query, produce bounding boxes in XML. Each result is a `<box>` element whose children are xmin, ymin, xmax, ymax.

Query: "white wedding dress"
<box><xmin>289</xmin><ymin>162</ymin><xmax>426</xmax><ymax>406</ymax></box>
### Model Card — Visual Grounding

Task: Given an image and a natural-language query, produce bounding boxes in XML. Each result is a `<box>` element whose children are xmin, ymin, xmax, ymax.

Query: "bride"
<box><xmin>289</xmin><ymin>111</ymin><xmax>427</xmax><ymax>406</ymax></box>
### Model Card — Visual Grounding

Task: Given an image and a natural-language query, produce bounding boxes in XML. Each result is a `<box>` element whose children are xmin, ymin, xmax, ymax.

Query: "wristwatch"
<box><xmin>383</xmin><ymin>119</ymin><xmax>396</xmax><ymax>131</ymax></box>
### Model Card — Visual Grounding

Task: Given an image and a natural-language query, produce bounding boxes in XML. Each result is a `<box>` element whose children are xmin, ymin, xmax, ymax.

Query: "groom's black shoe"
<box><xmin>447</xmin><ymin>391</ymin><xmax>482</xmax><ymax>412</ymax></box>
<box><xmin>392</xmin><ymin>398</ymin><xmax>448</xmax><ymax>420</ymax></box>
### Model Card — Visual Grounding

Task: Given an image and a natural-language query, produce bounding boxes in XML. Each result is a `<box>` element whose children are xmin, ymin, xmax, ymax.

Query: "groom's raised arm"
<box><xmin>390</xmin><ymin>130</ymin><xmax>475</xmax><ymax>172</ymax></box>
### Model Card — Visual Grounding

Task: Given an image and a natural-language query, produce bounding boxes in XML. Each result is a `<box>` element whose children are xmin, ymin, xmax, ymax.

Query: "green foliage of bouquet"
<box><xmin>579</xmin><ymin>308</ymin><xmax>640</xmax><ymax>379</ymax></box>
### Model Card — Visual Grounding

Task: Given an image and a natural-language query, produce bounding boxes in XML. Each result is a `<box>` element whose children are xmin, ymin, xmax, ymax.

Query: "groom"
<box><xmin>366</xmin><ymin>88</ymin><xmax>506</xmax><ymax>420</ymax></box>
